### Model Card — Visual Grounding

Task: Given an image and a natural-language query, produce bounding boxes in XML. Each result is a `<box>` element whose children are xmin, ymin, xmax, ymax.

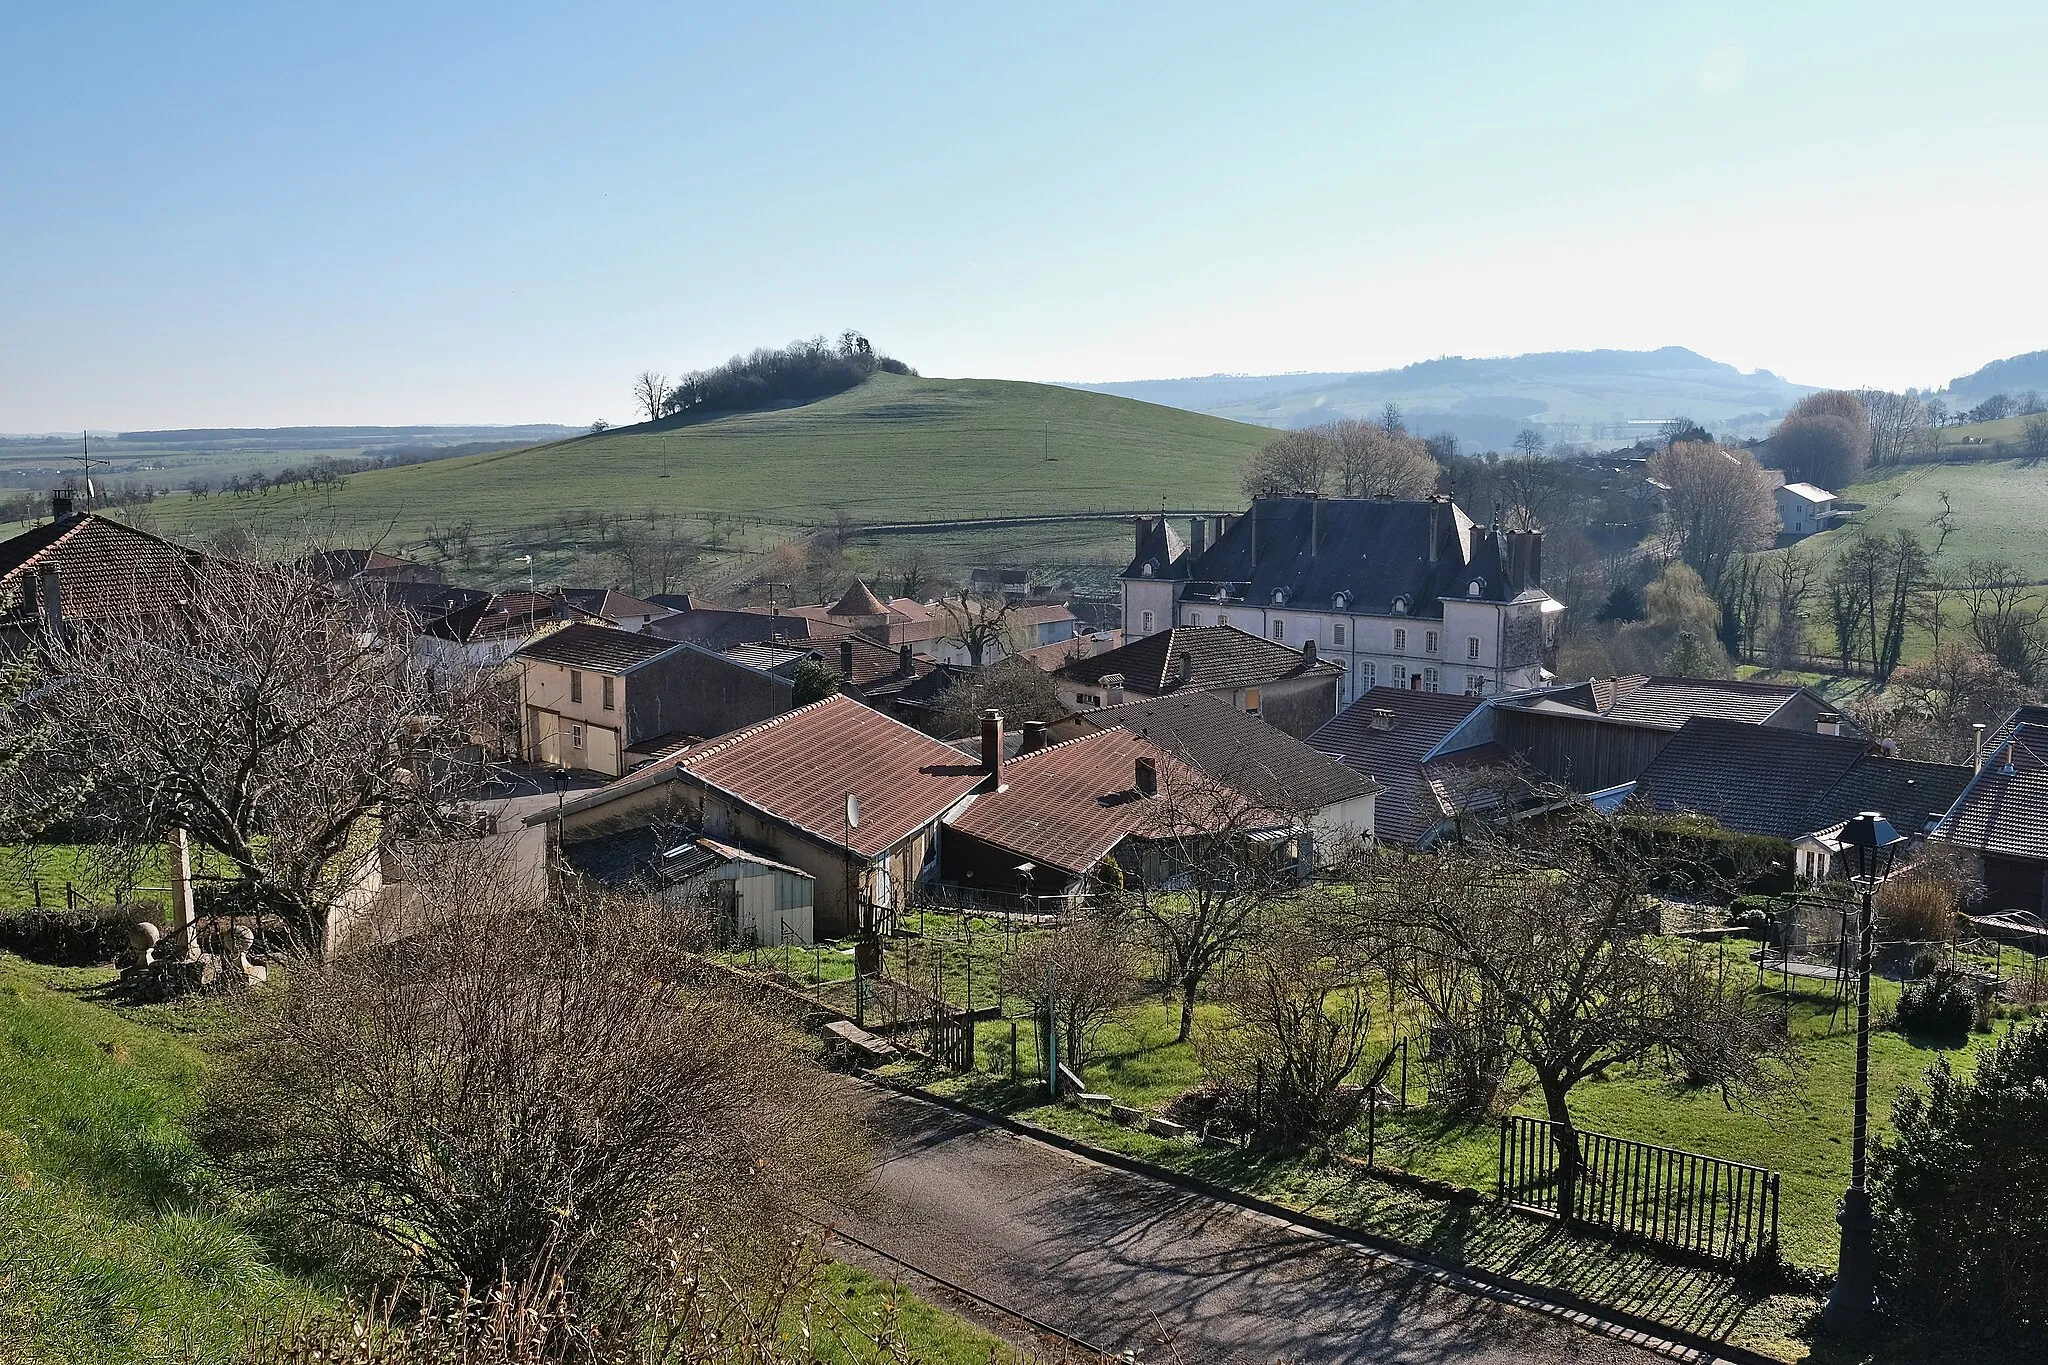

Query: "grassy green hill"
<box><xmin>141</xmin><ymin>374</ymin><xmax>1274</xmax><ymax>546</ymax></box>
<box><xmin>1809</xmin><ymin>457</ymin><xmax>2048</xmax><ymax>576</ymax></box>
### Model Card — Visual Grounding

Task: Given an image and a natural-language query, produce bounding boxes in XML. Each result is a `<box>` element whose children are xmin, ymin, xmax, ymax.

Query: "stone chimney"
<box><xmin>1102</xmin><ymin>672</ymin><xmax>1126</xmax><ymax>706</ymax></box>
<box><xmin>1310</xmin><ymin>493</ymin><xmax>1320</xmax><ymax>557</ymax></box>
<box><xmin>1134</xmin><ymin>754</ymin><xmax>1159</xmax><ymax>797</ymax></box>
<box><xmin>50</xmin><ymin>488</ymin><xmax>76</xmax><ymax>519</ymax></box>
<box><xmin>1133</xmin><ymin>515</ymin><xmax>1155</xmax><ymax>561</ymax></box>
<box><xmin>1427</xmin><ymin>494</ymin><xmax>1448</xmax><ymax>564</ymax></box>
<box><xmin>1974</xmin><ymin>722</ymin><xmax>1988</xmax><ymax>771</ymax></box>
<box><xmin>1189</xmin><ymin>515</ymin><xmax>1207</xmax><ymax>558</ymax></box>
<box><xmin>898</xmin><ymin>643</ymin><xmax>914</xmax><ymax>675</ymax></box>
<box><xmin>37</xmin><ymin>566</ymin><xmax>63</xmax><ymax>639</ymax></box>
<box><xmin>1816</xmin><ymin>712</ymin><xmax>1842</xmax><ymax>737</ymax></box>
<box><xmin>1177</xmin><ymin>649</ymin><xmax>1194</xmax><ymax>686</ymax></box>
<box><xmin>840</xmin><ymin>638</ymin><xmax>856</xmax><ymax>679</ymax></box>
<box><xmin>1020</xmin><ymin>720</ymin><xmax>1048</xmax><ymax>754</ymax></box>
<box><xmin>1300</xmin><ymin>639</ymin><xmax>1317</xmax><ymax>667</ymax></box>
<box><xmin>1369</xmin><ymin>706</ymin><xmax>1395</xmax><ymax>732</ymax></box>
<box><xmin>980</xmin><ymin>709</ymin><xmax>1005</xmax><ymax>789</ymax></box>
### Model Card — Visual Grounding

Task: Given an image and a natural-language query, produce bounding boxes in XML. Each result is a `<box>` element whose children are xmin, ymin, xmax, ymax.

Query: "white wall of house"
<box><xmin>520</xmin><ymin>659</ymin><xmax>628</xmax><ymax>776</ymax></box>
<box><xmin>1123</xmin><ymin>577</ymin><xmax>1177</xmax><ymax>642</ymax></box>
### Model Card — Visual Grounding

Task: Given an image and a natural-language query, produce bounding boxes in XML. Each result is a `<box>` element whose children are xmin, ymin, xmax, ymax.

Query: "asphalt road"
<box><xmin>839</xmin><ymin>1090</ymin><xmax>1711</xmax><ymax>1365</ymax></box>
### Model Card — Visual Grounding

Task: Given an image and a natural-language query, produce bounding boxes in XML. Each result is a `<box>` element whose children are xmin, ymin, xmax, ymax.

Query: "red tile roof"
<box><xmin>0</xmin><ymin>514</ymin><xmax>208</xmax><ymax>626</ymax></box>
<box><xmin>671</xmin><ymin>693</ymin><xmax>985</xmax><ymax>858</ymax></box>
<box><xmin>947</xmin><ymin>728</ymin><xmax>1216</xmax><ymax>877</ymax></box>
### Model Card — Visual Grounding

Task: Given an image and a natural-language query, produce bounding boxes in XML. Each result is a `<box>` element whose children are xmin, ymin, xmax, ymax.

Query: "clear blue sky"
<box><xmin>4</xmin><ymin>1</ymin><xmax>2044</xmax><ymax>430</ymax></box>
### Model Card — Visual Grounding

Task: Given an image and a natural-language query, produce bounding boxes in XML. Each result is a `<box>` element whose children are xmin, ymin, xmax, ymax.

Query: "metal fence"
<box><xmin>1498</xmin><ymin>1115</ymin><xmax>1780</xmax><ymax>1265</ymax></box>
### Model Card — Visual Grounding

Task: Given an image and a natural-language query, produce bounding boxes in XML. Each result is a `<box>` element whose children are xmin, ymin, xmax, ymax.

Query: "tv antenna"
<box><xmin>78</xmin><ymin>430</ymin><xmax>102</xmax><ymax>509</ymax></box>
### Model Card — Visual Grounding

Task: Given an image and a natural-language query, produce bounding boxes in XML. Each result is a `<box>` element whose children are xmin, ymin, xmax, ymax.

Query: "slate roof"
<box><xmin>1057</xmin><ymin>625</ymin><xmax>1340</xmax><ymax>694</ymax></box>
<box><xmin>1121</xmin><ymin>516</ymin><xmax>1190</xmax><ymax>580</ymax></box>
<box><xmin>1940</xmin><ymin>722</ymin><xmax>2048</xmax><ymax>862</ymax></box>
<box><xmin>553</xmin><ymin>587</ymin><xmax>673</xmax><ymax>621</ymax></box>
<box><xmin>667</xmin><ymin>694</ymin><xmax>986</xmax><ymax>858</ymax></box>
<box><xmin>0</xmin><ymin>513</ymin><xmax>207</xmax><ymax>626</ymax></box>
<box><xmin>515</xmin><ymin>622</ymin><xmax>680</xmax><ymax>672</ymax></box>
<box><xmin>722</xmin><ymin>641</ymin><xmax>814</xmax><ymax>674</ymax></box>
<box><xmin>947</xmin><ymin>728</ymin><xmax>1212</xmax><ymax>877</ymax></box>
<box><xmin>1162</xmin><ymin>497</ymin><xmax>1541</xmax><ymax>620</ymax></box>
<box><xmin>424</xmin><ymin>594</ymin><xmax>568</xmax><ymax>645</ymax></box>
<box><xmin>1632</xmin><ymin>717</ymin><xmax>1973</xmax><ymax>840</ymax></box>
<box><xmin>375</xmin><ymin>581</ymin><xmax>491</xmax><ymax>620</ymax></box>
<box><xmin>1310</xmin><ymin>688</ymin><xmax>1486</xmax><ymax>845</ymax></box>
<box><xmin>1079</xmin><ymin>690</ymin><xmax>1375</xmax><ymax>811</ymax></box>
<box><xmin>1495</xmin><ymin>674</ymin><xmax>1812</xmax><ymax>731</ymax></box>
<box><xmin>648</xmin><ymin>607</ymin><xmax>852</xmax><ymax>652</ymax></box>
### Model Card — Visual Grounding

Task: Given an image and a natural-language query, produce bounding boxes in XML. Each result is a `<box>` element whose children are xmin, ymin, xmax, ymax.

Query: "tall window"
<box><xmin>1271</xmin><ymin>618</ymin><xmax>1285</xmax><ymax>642</ymax></box>
<box><xmin>602</xmin><ymin>675</ymin><xmax>615</xmax><ymax>711</ymax></box>
<box><xmin>569</xmin><ymin>670</ymin><xmax>582</xmax><ymax>703</ymax></box>
<box><xmin>1332</xmin><ymin>623</ymin><xmax>1346</xmax><ymax>646</ymax></box>
<box><xmin>1188</xmin><ymin>612</ymin><xmax>1202</xmax><ymax>626</ymax></box>
<box><xmin>1466</xmin><ymin>674</ymin><xmax>1486</xmax><ymax>695</ymax></box>
<box><xmin>1142</xmin><ymin>610</ymin><xmax>1154</xmax><ymax>633</ymax></box>
<box><xmin>1424</xmin><ymin>667</ymin><xmax>1439</xmax><ymax>692</ymax></box>
<box><xmin>1391</xmin><ymin>665</ymin><xmax>1407</xmax><ymax>687</ymax></box>
<box><xmin>1425</xmin><ymin>630</ymin><xmax>1439</xmax><ymax>654</ymax></box>
<box><xmin>1392</xmin><ymin>627</ymin><xmax>1407</xmax><ymax>652</ymax></box>
<box><xmin>1467</xmin><ymin>635</ymin><xmax>1481</xmax><ymax>660</ymax></box>
<box><xmin>1358</xmin><ymin>661</ymin><xmax>1376</xmax><ymax>687</ymax></box>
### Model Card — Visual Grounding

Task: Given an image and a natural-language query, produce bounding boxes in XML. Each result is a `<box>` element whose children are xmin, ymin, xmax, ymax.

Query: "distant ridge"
<box><xmin>1070</xmin><ymin>346</ymin><xmax>1815</xmax><ymax>448</ymax></box>
<box><xmin>1943</xmin><ymin>350</ymin><xmax>2048</xmax><ymax>403</ymax></box>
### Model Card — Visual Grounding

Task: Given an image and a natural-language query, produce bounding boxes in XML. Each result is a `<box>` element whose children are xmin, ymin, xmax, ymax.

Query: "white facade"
<box><xmin>1774</xmin><ymin>483</ymin><xmax>1837</xmax><ymax>537</ymax></box>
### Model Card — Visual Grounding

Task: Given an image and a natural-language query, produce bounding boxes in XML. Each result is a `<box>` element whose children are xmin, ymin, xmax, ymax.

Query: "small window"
<box><xmin>1332</xmin><ymin>623</ymin><xmax>1345</xmax><ymax>646</ymax></box>
<box><xmin>1425</xmin><ymin>630</ymin><xmax>1439</xmax><ymax>654</ymax></box>
<box><xmin>1467</xmin><ymin>635</ymin><xmax>1481</xmax><ymax>661</ymax></box>
<box><xmin>602</xmin><ymin>675</ymin><xmax>615</xmax><ymax>711</ymax></box>
<box><xmin>569</xmin><ymin>670</ymin><xmax>582</xmax><ymax>703</ymax></box>
<box><xmin>1392</xmin><ymin>628</ymin><xmax>1407</xmax><ymax>652</ymax></box>
<box><xmin>1358</xmin><ymin>661</ymin><xmax>1376</xmax><ymax>687</ymax></box>
<box><xmin>1216</xmin><ymin>613</ymin><xmax>1229</xmax><ymax>628</ymax></box>
<box><xmin>1271</xmin><ymin>618</ymin><xmax>1285</xmax><ymax>642</ymax></box>
<box><xmin>1244</xmin><ymin>688</ymin><xmax>1261</xmax><ymax>714</ymax></box>
<box><xmin>1466</xmin><ymin>674</ymin><xmax>1486</xmax><ymax>695</ymax></box>
<box><xmin>569</xmin><ymin>723</ymin><xmax>585</xmax><ymax>748</ymax></box>
<box><xmin>1142</xmin><ymin>610</ymin><xmax>1154</xmax><ymax>632</ymax></box>
<box><xmin>1187</xmin><ymin>612</ymin><xmax>1201</xmax><ymax>626</ymax></box>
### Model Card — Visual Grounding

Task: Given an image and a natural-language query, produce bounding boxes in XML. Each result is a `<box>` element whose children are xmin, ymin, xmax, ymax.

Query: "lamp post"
<box><xmin>1823</xmin><ymin>810</ymin><xmax>1906</xmax><ymax>1337</ymax></box>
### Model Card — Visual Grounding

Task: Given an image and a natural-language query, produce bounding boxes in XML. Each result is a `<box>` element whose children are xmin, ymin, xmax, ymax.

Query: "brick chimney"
<box><xmin>1020</xmin><ymin>720</ymin><xmax>1048</xmax><ymax>754</ymax></box>
<box><xmin>50</xmin><ymin>488</ymin><xmax>76</xmax><ymax>519</ymax></box>
<box><xmin>1134</xmin><ymin>754</ymin><xmax>1159</xmax><ymax>797</ymax></box>
<box><xmin>840</xmin><ymin>638</ymin><xmax>856</xmax><ymax>679</ymax></box>
<box><xmin>980</xmin><ymin>708</ymin><xmax>1005</xmax><ymax>789</ymax></box>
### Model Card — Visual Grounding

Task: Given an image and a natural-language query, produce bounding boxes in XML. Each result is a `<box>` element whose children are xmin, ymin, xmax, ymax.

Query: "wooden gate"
<box><xmin>926</xmin><ymin>1005</ymin><xmax>976</xmax><ymax>1072</ymax></box>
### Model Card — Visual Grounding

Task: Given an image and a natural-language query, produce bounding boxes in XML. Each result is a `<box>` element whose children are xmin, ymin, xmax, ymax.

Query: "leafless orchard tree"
<box><xmin>1765</xmin><ymin>545</ymin><xmax>1816</xmax><ymax>668</ymax></box>
<box><xmin>998</xmin><ymin>914</ymin><xmax>1135</xmax><ymax>1071</ymax></box>
<box><xmin>632</xmin><ymin>370</ymin><xmax>669</xmax><ymax>425</ymax></box>
<box><xmin>199</xmin><ymin>842</ymin><xmax>867</xmax><ymax>1307</ymax></box>
<box><xmin>4</xmin><ymin>556</ymin><xmax>506</xmax><ymax>947</ymax></box>
<box><xmin>1360</xmin><ymin>810</ymin><xmax>1802</xmax><ymax>1219</ymax></box>
<box><xmin>1646</xmin><ymin>441</ymin><xmax>1778</xmax><ymax>591</ymax></box>
<box><xmin>937</xmin><ymin>587</ymin><xmax>1020</xmax><ymax>667</ymax></box>
<box><xmin>1196</xmin><ymin>919</ymin><xmax>1377</xmax><ymax>1147</ymax></box>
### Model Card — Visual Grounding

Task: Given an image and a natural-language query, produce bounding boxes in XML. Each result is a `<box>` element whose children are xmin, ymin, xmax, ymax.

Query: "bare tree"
<box><xmin>199</xmin><ymin>847</ymin><xmax>864</xmax><ymax>1304</ymax></box>
<box><xmin>999</xmin><ymin>915</ymin><xmax>1134</xmax><ymax>1072</ymax></box>
<box><xmin>1196</xmin><ymin>921</ymin><xmax>1377</xmax><ymax>1147</ymax></box>
<box><xmin>1326</xmin><ymin>419</ymin><xmax>1439</xmax><ymax>498</ymax></box>
<box><xmin>1766</xmin><ymin>545</ymin><xmax>1816</xmax><ymax>668</ymax></box>
<box><xmin>1961</xmin><ymin>556</ymin><xmax>2048</xmax><ymax>685</ymax></box>
<box><xmin>890</xmin><ymin>543</ymin><xmax>932</xmax><ymax>600</ymax></box>
<box><xmin>1365</xmin><ymin>813</ymin><xmax>1800</xmax><ymax>1219</ymax></box>
<box><xmin>1121</xmin><ymin>758</ymin><xmax>1306</xmax><ymax>1042</ymax></box>
<box><xmin>1492</xmin><ymin>456</ymin><xmax>1566</xmax><ymax>532</ymax></box>
<box><xmin>6</xmin><ymin>558</ymin><xmax>505</xmax><ymax>947</ymax></box>
<box><xmin>1647</xmin><ymin>441</ymin><xmax>1778</xmax><ymax>591</ymax></box>
<box><xmin>1888</xmin><ymin>645</ymin><xmax>2026</xmax><ymax>764</ymax></box>
<box><xmin>1511</xmin><ymin>427</ymin><xmax>1547</xmax><ymax>458</ymax></box>
<box><xmin>1379</xmin><ymin>401</ymin><xmax>1405</xmax><ymax>433</ymax></box>
<box><xmin>925</xmin><ymin>657</ymin><xmax>1064</xmax><ymax>738</ymax></box>
<box><xmin>1860</xmin><ymin>389</ymin><xmax>1929</xmax><ymax>468</ymax></box>
<box><xmin>937</xmin><ymin>587</ymin><xmax>1020</xmax><ymax>667</ymax></box>
<box><xmin>632</xmin><ymin>371</ymin><xmax>669</xmax><ymax>425</ymax></box>
<box><xmin>1241</xmin><ymin>428</ymin><xmax>1338</xmax><ymax>499</ymax></box>
<box><xmin>2024</xmin><ymin>413</ymin><xmax>2048</xmax><ymax>464</ymax></box>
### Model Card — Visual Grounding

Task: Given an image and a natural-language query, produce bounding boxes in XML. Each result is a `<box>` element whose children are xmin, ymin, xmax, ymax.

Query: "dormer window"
<box><xmin>1468</xmin><ymin>579</ymin><xmax>1483</xmax><ymax>597</ymax></box>
<box><xmin>1142</xmin><ymin>563</ymin><xmax>1156</xmax><ymax>577</ymax></box>
<box><xmin>1332</xmin><ymin>590</ymin><xmax>1350</xmax><ymax>610</ymax></box>
<box><xmin>1392</xmin><ymin>596</ymin><xmax>1408</xmax><ymax>615</ymax></box>
<box><xmin>1271</xmin><ymin>587</ymin><xmax>1289</xmax><ymax>605</ymax></box>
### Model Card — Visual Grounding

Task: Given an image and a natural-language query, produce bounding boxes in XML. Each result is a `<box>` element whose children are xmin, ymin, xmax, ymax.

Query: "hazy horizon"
<box><xmin>6</xmin><ymin>2</ymin><xmax>2045</xmax><ymax>430</ymax></box>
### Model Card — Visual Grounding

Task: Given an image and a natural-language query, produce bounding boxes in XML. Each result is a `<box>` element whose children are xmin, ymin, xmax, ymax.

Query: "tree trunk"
<box><xmin>1539</xmin><ymin>1075</ymin><xmax>1581</xmax><ymax>1225</ymax></box>
<box><xmin>1178</xmin><ymin>973</ymin><xmax>1199</xmax><ymax>1042</ymax></box>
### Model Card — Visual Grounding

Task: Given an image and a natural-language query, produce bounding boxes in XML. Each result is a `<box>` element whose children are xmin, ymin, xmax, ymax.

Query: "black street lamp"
<box><xmin>1823</xmin><ymin>810</ymin><xmax>1906</xmax><ymax>1337</ymax></box>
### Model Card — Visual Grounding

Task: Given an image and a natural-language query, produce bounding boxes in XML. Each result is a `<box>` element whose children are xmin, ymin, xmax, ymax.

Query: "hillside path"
<box><xmin>837</xmin><ymin>1089</ymin><xmax>1724</xmax><ymax>1365</ymax></box>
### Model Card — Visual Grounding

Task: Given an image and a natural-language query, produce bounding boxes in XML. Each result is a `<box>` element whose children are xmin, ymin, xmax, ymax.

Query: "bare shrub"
<box><xmin>999</xmin><ymin>915</ymin><xmax>1134</xmax><ymax>1071</ymax></box>
<box><xmin>198</xmin><ymin>842</ymin><xmax>867</xmax><ymax>1307</ymax></box>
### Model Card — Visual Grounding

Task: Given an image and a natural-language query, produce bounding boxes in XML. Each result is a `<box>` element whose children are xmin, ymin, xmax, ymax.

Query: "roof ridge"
<box><xmin>1011</xmin><ymin>726</ymin><xmax>1147</xmax><ymax>764</ymax></box>
<box><xmin>678</xmin><ymin>692</ymin><xmax>848</xmax><ymax>768</ymax></box>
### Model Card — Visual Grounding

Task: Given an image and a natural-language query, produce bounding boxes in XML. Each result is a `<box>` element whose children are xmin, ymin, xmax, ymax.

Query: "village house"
<box><xmin>550</xmin><ymin>586</ymin><xmax>677</xmax><ymax>632</ymax></box>
<box><xmin>560</xmin><ymin>824</ymin><xmax>819</xmax><ymax>945</ymax></box>
<box><xmin>1773</xmin><ymin>482</ymin><xmax>1839</xmax><ymax>538</ymax></box>
<box><xmin>538</xmin><ymin>693</ymin><xmax>990</xmax><ymax>936</ymax></box>
<box><xmin>1119</xmin><ymin>496</ymin><xmax>1561</xmax><ymax>705</ymax></box>
<box><xmin>1043</xmin><ymin>689</ymin><xmax>1377</xmax><ymax>859</ymax></box>
<box><xmin>301</xmin><ymin>548</ymin><xmax>444</xmax><ymax>585</ymax></box>
<box><xmin>0</xmin><ymin>498</ymin><xmax>208</xmax><ymax>658</ymax></box>
<box><xmin>414</xmin><ymin>590</ymin><xmax>603</xmax><ymax>672</ymax></box>
<box><xmin>514</xmin><ymin>623</ymin><xmax>792</xmax><ymax>777</ymax></box>
<box><xmin>1937</xmin><ymin>706</ymin><xmax>2048</xmax><ymax>917</ymax></box>
<box><xmin>1053</xmin><ymin>623</ymin><xmax>1343</xmax><ymax>740</ymax></box>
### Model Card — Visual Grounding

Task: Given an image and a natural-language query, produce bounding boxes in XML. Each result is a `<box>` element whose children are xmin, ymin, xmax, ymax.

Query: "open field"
<box><xmin>135</xmin><ymin>374</ymin><xmax>1271</xmax><ymax>545</ymax></box>
<box><xmin>1812</xmin><ymin>457</ymin><xmax>2048</xmax><ymax>577</ymax></box>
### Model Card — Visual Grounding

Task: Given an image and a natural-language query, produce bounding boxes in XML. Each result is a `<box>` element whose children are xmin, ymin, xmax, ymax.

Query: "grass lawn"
<box><xmin>0</xmin><ymin>843</ymin><xmax>177</xmax><ymax>914</ymax></box>
<box><xmin>1808</xmin><ymin>457</ymin><xmax>2048</xmax><ymax>580</ymax></box>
